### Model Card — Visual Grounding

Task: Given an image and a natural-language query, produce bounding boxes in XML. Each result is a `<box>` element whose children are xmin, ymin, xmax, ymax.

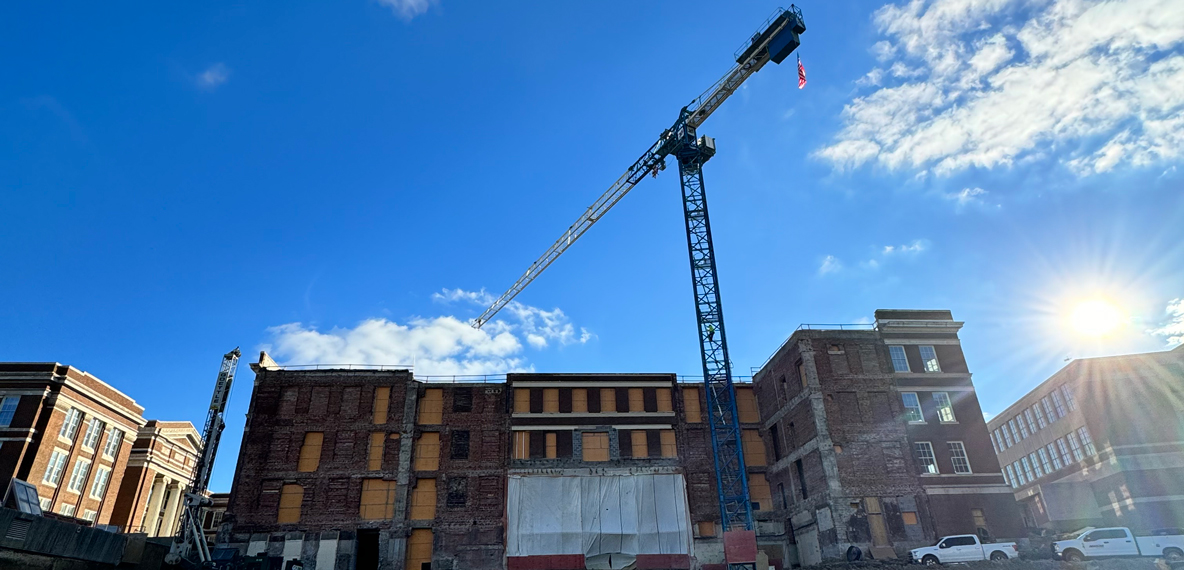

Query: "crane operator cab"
<box><xmin>734</xmin><ymin>5</ymin><xmax>807</xmax><ymax>65</ymax></box>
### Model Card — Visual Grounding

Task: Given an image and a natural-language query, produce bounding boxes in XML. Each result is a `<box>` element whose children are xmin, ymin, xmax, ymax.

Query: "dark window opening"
<box><xmin>643</xmin><ymin>388</ymin><xmax>658</xmax><ymax>412</ymax></box>
<box><xmin>787</xmin><ymin>422</ymin><xmax>797</xmax><ymax>450</ymax></box>
<box><xmin>618</xmin><ymin>430</ymin><xmax>632</xmax><ymax>458</ymax></box>
<box><xmin>529</xmin><ymin>432</ymin><xmax>546</xmax><ymax>459</ymax></box>
<box><xmin>558</xmin><ymin>388</ymin><xmax>573</xmax><ymax>413</ymax></box>
<box><xmin>795</xmin><ymin>459</ymin><xmax>808</xmax><ymax>500</ymax></box>
<box><xmin>771</xmin><ymin>425</ymin><xmax>782</xmax><ymax>460</ymax></box>
<box><xmin>529</xmin><ymin>389</ymin><xmax>543</xmax><ymax>414</ymax></box>
<box><xmin>447</xmin><ymin>477</ymin><xmax>467</xmax><ymax>508</ymax></box>
<box><xmin>356</xmin><ymin>529</ymin><xmax>380</xmax><ymax>570</ymax></box>
<box><xmin>751</xmin><ymin>501</ymin><xmax>762</xmax><ymax>511</ymax></box>
<box><xmin>450</xmin><ymin>430</ymin><xmax>470</xmax><ymax>460</ymax></box>
<box><xmin>779</xmin><ymin>483</ymin><xmax>788</xmax><ymax>509</ymax></box>
<box><xmin>587</xmin><ymin>388</ymin><xmax>601</xmax><ymax>413</ymax></box>
<box><xmin>556</xmin><ymin>431</ymin><xmax>573</xmax><ymax>458</ymax></box>
<box><xmin>452</xmin><ymin>388</ymin><xmax>473</xmax><ymax>413</ymax></box>
<box><xmin>615</xmin><ymin>388</ymin><xmax>630</xmax><ymax>413</ymax></box>
<box><xmin>646</xmin><ymin>430</ymin><xmax>661</xmax><ymax>457</ymax></box>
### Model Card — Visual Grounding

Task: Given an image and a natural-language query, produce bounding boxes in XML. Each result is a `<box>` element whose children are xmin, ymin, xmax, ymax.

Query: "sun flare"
<box><xmin>1069</xmin><ymin>299</ymin><xmax>1125</xmax><ymax>338</ymax></box>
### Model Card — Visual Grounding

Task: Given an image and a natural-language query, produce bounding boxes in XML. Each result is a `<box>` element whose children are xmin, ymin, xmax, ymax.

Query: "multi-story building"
<box><xmin>752</xmin><ymin>310</ymin><xmax>1022</xmax><ymax>564</ymax></box>
<box><xmin>202</xmin><ymin>492</ymin><xmax>230</xmax><ymax>546</ymax></box>
<box><xmin>0</xmin><ymin>362</ymin><xmax>145</xmax><ymax>525</ymax></box>
<box><xmin>219</xmin><ymin>354</ymin><xmax>781</xmax><ymax>570</ymax></box>
<box><xmin>987</xmin><ymin>344</ymin><xmax>1184</xmax><ymax>531</ymax></box>
<box><xmin>108</xmin><ymin>419</ymin><xmax>201</xmax><ymax>536</ymax></box>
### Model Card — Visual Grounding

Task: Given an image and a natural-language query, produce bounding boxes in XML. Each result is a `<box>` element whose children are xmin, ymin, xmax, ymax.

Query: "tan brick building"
<box><xmin>108</xmin><ymin>419</ymin><xmax>201</xmax><ymax>535</ymax></box>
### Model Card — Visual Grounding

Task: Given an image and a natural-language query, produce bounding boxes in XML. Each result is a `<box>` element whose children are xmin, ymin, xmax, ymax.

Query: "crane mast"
<box><xmin>473</xmin><ymin>7</ymin><xmax>805</xmax><ymax>565</ymax></box>
<box><xmin>166</xmin><ymin>348</ymin><xmax>241</xmax><ymax>566</ymax></box>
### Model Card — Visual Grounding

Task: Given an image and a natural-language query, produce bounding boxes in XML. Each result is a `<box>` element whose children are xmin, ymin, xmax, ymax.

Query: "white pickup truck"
<box><xmin>909</xmin><ymin>534</ymin><xmax>1020</xmax><ymax>565</ymax></box>
<box><xmin>1053</xmin><ymin>527</ymin><xmax>1184</xmax><ymax>561</ymax></box>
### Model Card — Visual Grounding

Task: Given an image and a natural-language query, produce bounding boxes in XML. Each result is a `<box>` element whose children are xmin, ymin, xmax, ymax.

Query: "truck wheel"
<box><xmin>990</xmin><ymin>551</ymin><xmax>1008</xmax><ymax>561</ymax></box>
<box><xmin>1064</xmin><ymin>550</ymin><xmax>1085</xmax><ymax>562</ymax></box>
<box><xmin>923</xmin><ymin>555</ymin><xmax>940</xmax><ymax>566</ymax></box>
<box><xmin>1164</xmin><ymin>548</ymin><xmax>1184</xmax><ymax>562</ymax></box>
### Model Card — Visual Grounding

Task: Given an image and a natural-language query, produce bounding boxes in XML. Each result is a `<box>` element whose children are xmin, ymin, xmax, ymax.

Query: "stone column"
<box><xmin>141</xmin><ymin>475</ymin><xmax>166</xmax><ymax>535</ymax></box>
<box><xmin>158</xmin><ymin>481</ymin><xmax>183</xmax><ymax>538</ymax></box>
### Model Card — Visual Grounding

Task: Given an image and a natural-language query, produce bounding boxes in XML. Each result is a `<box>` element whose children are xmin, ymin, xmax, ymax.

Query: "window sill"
<box><xmin>908</xmin><ymin>421</ymin><xmax>927</xmax><ymax>425</ymax></box>
<box><xmin>939</xmin><ymin>421</ymin><xmax>959</xmax><ymax>425</ymax></box>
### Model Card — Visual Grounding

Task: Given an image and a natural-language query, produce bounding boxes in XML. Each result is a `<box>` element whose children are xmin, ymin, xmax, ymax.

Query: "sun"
<box><xmin>1068</xmin><ymin>299</ymin><xmax>1126</xmax><ymax>338</ymax></box>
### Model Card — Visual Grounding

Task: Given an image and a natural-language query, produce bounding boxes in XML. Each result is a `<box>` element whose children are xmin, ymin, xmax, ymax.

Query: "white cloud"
<box><xmin>818</xmin><ymin>0</ymin><xmax>1184</xmax><ymax>176</ymax></box>
<box><xmin>264</xmin><ymin>288</ymin><xmax>592</xmax><ymax>375</ymax></box>
<box><xmin>818</xmin><ymin>255</ymin><xmax>843</xmax><ymax>275</ymax></box>
<box><xmin>196</xmin><ymin>63</ymin><xmax>230</xmax><ymax>90</ymax></box>
<box><xmin>942</xmin><ymin>186</ymin><xmax>997</xmax><ymax>211</ymax></box>
<box><xmin>378</xmin><ymin>0</ymin><xmax>435</xmax><ymax>20</ymax></box>
<box><xmin>856</xmin><ymin>68</ymin><xmax>886</xmax><ymax>87</ymax></box>
<box><xmin>882</xmin><ymin>239</ymin><xmax>929</xmax><ymax>255</ymax></box>
<box><xmin>1150</xmin><ymin>298</ymin><xmax>1184</xmax><ymax>347</ymax></box>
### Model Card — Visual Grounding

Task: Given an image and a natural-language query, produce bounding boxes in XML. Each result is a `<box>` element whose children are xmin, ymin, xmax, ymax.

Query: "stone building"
<box><xmin>107</xmin><ymin>419</ymin><xmax>202</xmax><ymax>535</ymax></box>
<box><xmin>987</xmin><ymin>344</ymin><xmax>1184</xmax><ymax>531</ymax></box>
<box><xmin>751</xmin><ymin>310</ymin><xmax>1023</xmax><ymax>564</ymax></box>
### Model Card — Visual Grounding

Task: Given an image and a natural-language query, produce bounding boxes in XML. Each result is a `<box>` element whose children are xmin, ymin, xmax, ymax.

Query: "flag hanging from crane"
<box><xmin>798</xmin><ymin>55</ymin><xmax>807</xmax><ymax>89</ymax></box>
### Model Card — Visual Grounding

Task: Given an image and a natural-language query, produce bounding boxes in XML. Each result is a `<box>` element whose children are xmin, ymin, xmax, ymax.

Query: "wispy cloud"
<box><xmin>882</xmin><ymin>239</ymin><xmax>928</xmax><ymax>255</ymax></box>
<box><xmin>1150</xmin><ymin>298</ymin><xmax>1184</xmax><ymax>347</ymax></box>
<box><xmin>817</xmin><ymin>0</ymin><xmax>1184</xmax><ymax>176</ymax></box>
<box><xmin>378</xmin><ymin>0</ymin><xmax>435</xmax><ymax>21</ymax></box>
<box><xmin>818</xmin><ymin>255</ymin><xmax>843</xmax><ymax>276</ymax></box>
<box><xmin>942</xmin><ymin>187</ymin><xmax>999</xmax><ymax>212</ymax></box>
<box><xmin>263</xmin><ymin>288</ymin><xmax>592</xmax><ymax>375</ymax></box>
<box><xmin>196</xmin><ymin>63</ymin><xmax>230</xmax><ymax>90</ymax></box>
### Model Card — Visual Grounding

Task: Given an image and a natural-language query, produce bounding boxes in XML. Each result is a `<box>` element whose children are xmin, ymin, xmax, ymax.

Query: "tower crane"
<box><xmin>473</xmin><ymin>7</ymin><xmax>805</xmax><ymax>567</ymax></box>
<box><xmin>166</xmin><ymin>348</ymin><xmax>242</xmax><ymax>567</ymax></box>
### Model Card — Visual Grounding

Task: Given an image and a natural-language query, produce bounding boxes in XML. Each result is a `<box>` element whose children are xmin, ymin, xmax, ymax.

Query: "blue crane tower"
<box><xmin>474</xmin><ymin>7</ymin><xmax>805</xmax><ymax>567</ymax></box>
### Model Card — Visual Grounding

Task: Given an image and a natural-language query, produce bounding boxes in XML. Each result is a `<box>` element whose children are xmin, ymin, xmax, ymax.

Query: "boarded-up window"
<box><xmin>629</xmin><ymin>388</ymin><xmax>644</xmax><ymax>412</ymax></box>
<box><xmin>543</xmin><ymin>388</ymin><xmax>559</xmax><ymax>413</ymax></box>
<box><xmin>419</xmin><ymin>389</ymin><xmax>443</xmax><ymax>425</ymax></box>
<box><xmin>748</xmin><ymin>474</ymin><xmax>772</xmax><ymax>511</ymax></box>
<box><xmin>279</xmin><ymin>387</ymin><xmax>298</xmax><ymax>417</ymax></box>
<box><xmin>631</xmin><ymin>430</ymin><xmax>648</xmax><ymax>458</ymax></box>
<box><xmin>556</xmin><ymin>431</ymin><xmax>573</xmax><ymax>458</ymax></box>
<box><xmin>446</xmin><ymin>477</ymin><xmax>467</xmax><ymax>508</ymax></box>
<box><xmin>452</xmin><ymin>387</ymin><xmax>472</xmax><ymax>412</ymax></box>
<box><xmin>742</xmin><ymin>430</ymin><xmax>767</xmax><ymax>467</ymax></box>
<box><xmin>297</xmin><ymin>432</ymin><xmax>323</xmax><ymax>472</ymax></box>
<box><xmin>582</xmin><ymin>432</ymin><xmax>609</xmax><ymax>461</ymax></box>
<box><xmin>414</xmin><ymin>432</ymin><xmax>440</xmax><ymax>471</ymax></box>
<box><xmin>409</xmin><ymin>478</ymin><xmax>436</xmax><ymax>520</ymax></box>
<box><xmin>512</xmin><ymin>431</ymin><xmax>529</xmax><ymax>459</ymax></box>
<box><xmin>310</xmin><ymin>387</ymin><xmax>329</xmax><ymax>416</ymax></box>
<box><xmin>450</xmin><ymin>430</ymin><xmax>470</xmax><ymax>460</ymax></box>
<box><xmin>736</xmin><ymin>388</ymin><xmax>759</xmax><ymax>423</ymax></box>
<box><xmin>333</xmin><ymin>431</ymin><xmax>355</xmax><ymax>463</ymax></box>
<box><xmin>600</xmin><ymin>389</ymin><xmax>616</xmax><ymax>413</ymax></box>
<box><xmin>660</xmin><ymin>430</ymin><xmax>677</xmax><ymax>458</ymax></box>
<box><xmin>405</xmin><ymin>529</ymin><xmax>432</xmax><ymax>570</ymax></box>
<box><xmin>902</xmin><ymin>511</ymin><xmax>919</xmax><ymax>525</ymax></box>
<box><xmin>360</xmin><ymin>479</ymin><xmax>396</xmax><ymax>520</ymax></box>
<box><xmin>657</xmin><ymin>388</ymin><xmax>673</xmax><ymax>412</ymax></box>
<box><xmin>546</xmin><ymin>433</ymin><xmax>557</xmax><ymax>459</ymax></box>
<box><xmin>683</xmin><ymin>388</ymin><xmax>702</xmax><ymax>423</ymax></box>
<box><xmin>341</xmin><ymin>387</ymin><xmax>360</xmax><ymax>418</ymax></box>
<box><xmin>514</xmin><ymin>389</ymin><xmax>530</xmax><ymax>413</ymax></box>
<box><xmin>572</xmin><ymin>389</ymin><xmax>588</xmax><ymax>413</ymax></box>
<box><xmin>373</xmin><ymin>387</ymin><xmax>390</xmax><ymax>425</ymax></box>
<box><xmin>697</xmin><ymin>520</ymin><xmax>716</xmax><ymax>537</ymax></box>
<box><xmin>367</xmin><ymin>432</ymin><xmax>385</xmax><ymax>471</ymax></box>
<box><xmin>277</xmin><ymin>484</ymin><xmax>302</xmax><ymax>523</ymax></box>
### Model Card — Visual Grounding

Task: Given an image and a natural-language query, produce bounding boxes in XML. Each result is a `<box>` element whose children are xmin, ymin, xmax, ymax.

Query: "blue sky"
<box><xmin>2</xmin><ymin>0</ymin><xmax>1182</xmax><ymax>491</ymax></box>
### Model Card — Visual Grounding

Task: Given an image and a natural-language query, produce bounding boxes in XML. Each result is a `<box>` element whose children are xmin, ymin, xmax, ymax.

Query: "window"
<box><xmin>1056</xmin><ymin>438</ymin><xmax>1072</xmax><ymax>467</ymax></box>
<box><xmin>1077</xmin><ymin>426</ymin><xmax>1097</xmax><ymax>456</ymax></box>
<box><xmin>544</xmin><ymin>388</ymin><xmax>560</xmax><ymax>413</ymax></box>
<box><xmin>697</xmin><ymin>521</ymin><xmax>717</xmax><ymax>538</ymax></box>
<box><xmin>67</xmin><ymin>458</ymin><xmax>92</xmax><ymax>493</ymax></box>
<box><xmin>683</xmin><ymin>388</ymin><xmax>702</xmax><ymax>423</ymax></box>
<box><xmin>828</xmin><ymin>343</ymin><xmax>844</xmax><ymax>354</ymax></box>
<box><xmin>1067</xmin><ymin>431</ymin><xmax>1084</xmax><ymax>462</ymax></box>
<box><xmin>660</xmin><ymin>430</ymin><xmax>677</xmax><ymax>458</ymax></box>
<box><xmin>409</xmin><ymin>478</ymin><xmax>437</xmax><ymax>520</ymax></box>
<box><xmin>572</xmin><ymin>388</ymin><xmax>588</xmax><ymax>413</ymax></box>
<box><xmin>513</xmin><ymin>389</ymin><xmax>530</xmax><ymax>413</ymax></box>
<box><xmin>1061</xmin><ymin>385</ymin><xmax>1077</xmax><ymax>411</ymax></box>
<box><xmin>889</xmin><ymin>346</ymin><xmax>910</xmax><ymax>372</ymax></box>
<box><xmin>297</xmin><ymin>432</ymin><xmax>323</xmax><ymax>472</ymax></box>
<box><xmin>1024</xmin><ymin>409</ymin><xmax>1037</xmax><ymax>434</ymax></box>
<box><xmin>1021</xmin><ymin>457</ymin><xmax>1034</xmax><ymax>482</ymax></box>
<box><xmin>627</xmin><ymin>388</ymin><xmax>643</xmax><ymax>412</ymax></box>
<box><xmin>748</xmin><ymin>474</ymin><xmax>772</xmax><ymax>511</ymax></box>
<box><xmin>1005</xmin><ymin>465</ymin><xmax>1018</xmax><ymax>488</ymax></box>
<box><xmin>373</xmin><ymin>386</ymin><xmax>390</xmax><ymax>424</ymax></box>
<box><xmin>407</xmin><ymin>529</ymin><xmax>433</xmax><ymax>570</ymax></box>
<box><xmin>989</xmin><ymin>432</ymin><xmax>999</xmax><ymax>454</ymax></box>
<box><xmin>735</xmin><ymin>388</ymin><xmax>759</xmax><ymax>423</ymax></box>
<box><xmin>1051</xmin><ymin>390</ymin><xmax>1067</xmax><ymax>418</ymax></box>
<box><xmin>1030</xmin><ymin>452</ymin><xmax>1044</xmax><ymax>478</ymax></box>
<box><xmin>919</xmin><ymin>346</ymin><xmax>941</xmax><ymax>372</ymax></box>
<box><xmin>89</xmin><ymin>466</ymin><xmax>112</xmax><ymax>499</ymax></box>
<box><xmin>914</xmin><ymin>442</ymin><xmax>938</xmax><ymax>474</ymax></box>
<box><xmin>418</xmin><ymin>389</ymin><xmax>443</xmax><ymax>424</ymax></box>
<box><xmin>902</xmin><ymin>392</ymin><xmax>924</xmax><ymax>423</ymax></box>
<box><xmin>1048</xmin><ymin>443</ymin><xmax>1063</xmax><ymax>470</ymax></box>
<box><xmin>903</xmin><ymin>511</ymin><xmax>919</xmax><ymax>525</ymax></box>
<box><xmin>742</xmin><ymin>430</ymin><xmax>766</xmax><ymax>466</ymax></box>
<box><xmin>1038</xmin><ymin>448</ymin><xmax>1053</xmax><ymax>474</ymax></box>
<box><xmin>368</xmin><ymin>433</ymin><xmax>385</xmax><ymax>471</ymax></box>
<box><xmin>81</xmin><ymin>418</ymin><xmax>104</xmax><ymax>449</ymax></box>
<box><xmin>1013</xmin><ymin>461</ymin><xmax>1026</xmax><ymax>485</ymax></box>
<box><xmin>414</xmin><ymin>432</ymin><xmax>440</xmax><ymax>471</ymax></box>
<box><xmin>60</xmin><ymin>503</ymin><xmax>76</xmax><ymax>517</ymax></box>
<box><xmin>972</xmin><ymin>508</ymin><xmax>988</xmax><ymax>530</ymax></box>
<box><xmin>0</xmin><ymin>396</ymin><xmax>18</xmax><ymax>427</ymax></box>
<box><xmin>942</xmin><ymin>536</ymin><xmax>978</xmax><ymax>547</ymax></box>
<box><xmin>450</xmin><ymin>430</ymin><xmax>470</xmax><ymax>459</ymax></box>
<box><xmin>44</xmin><ymin>449</ymin><xmax>68</xmax><ymax>486</ymax></box>
<box><xmin>1033</xmin><ymin>404</ymin><xmax>1047</xmax><ymax>429</ymax></box>
<box><xmin>275</xmin><ymin>484</ymin><xmax>302</xmax><ymax>523</ymax></box>
<box><xmin>934</xmin><ymin>392</ymin><xmax>956</xmax><ymax>423</ymax></box>
<box><xmin>1008</xmin><ymin>419</ymin><xmax>1022</xmax><ymax>443</ymax></box>
<box><xmin>452</xmin><ymin>388</ymin><xmax>473</xmax><ymax>412</ymax></box>
<box><xmin>657</xmin><ymin>388</ymin><xmax>673</xmax><ymax>412</ymax></box>
<box><xmin>948</xmin><ymin>441</ymin><xmax>972</xmax><ymax>473</ymax></box>
<box><xmin>797</xmin><ymin>359</ymin><xmax>807</xmax><ymax>388</ymax></box>
<box><xmin>795</xmin><ymin>459</ymin><xmax>808</xmax><ymax>499</ymax></box>
<box><xmin>771</xmin><ymin>425</ymin><xmax>783</xmax><ymax>460</ymax></box>
<box><xmin>1042</xmin><ymin>396</ymin><xmax>1058</xmax><ymax>422</ymax></box>
<box><xmin>360</xmin><ymin>479</ymin><xmax>396</xmax><ymax>520</ymax></box>
<box><xmin>446</xmin><ymin>477</ymin><xmax>467</xmax><ymax>508</ymax></box>
<box><xmin>83</xmin><ymin>510</ymin><xmax>97</xmax><ymax>522</ymax></box>
<box><xmin>1017</xmin><ymin>415</ymin><xmax>1029</xmax><ymax>439</ymax></box>
<box><xmin>994</xmin><ymin>428</ymin><xmax>1007</xmax><ymax>450</ymax></box>
<box><xmin>1000</xmin><ymin>425</ymin><xmax>1014</xmax><ymax>447</ymax></box>
<box><xmin>582</xmin><ymin>432</ymin><xmax>609</xmax><ymax>462</ymax></box>
<box><xmin>59</xmin><ymin>408</ymin><xmax>83</xmax><ymax>440</ymax></box>
<box><xmin>103</xmin><ymin>428</ymin><xmax>123</xmax><ymax>458</ymax></box>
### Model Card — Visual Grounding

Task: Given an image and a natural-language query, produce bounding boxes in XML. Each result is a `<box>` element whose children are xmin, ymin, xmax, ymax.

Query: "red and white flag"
<box><xmin>797</xmin><ymin>55</ymin><xmax>807</xmax><ymax>89</ymax></box>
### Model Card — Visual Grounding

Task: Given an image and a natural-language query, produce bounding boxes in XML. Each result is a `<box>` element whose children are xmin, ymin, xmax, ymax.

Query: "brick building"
<box><xmin>107</xmin><ymin>419</ymin><xmax>201</xmax><ymax>536</ymax></box>
<box><xmin>987</xmin><ymin>344</ymin><xmax>1184</xmax><ymax>531</ymax></box>
<box><xmin>751</xmin><ymin>310</ymin><xmax>1022</xmax><ymax>564</ymax></box>
<box><xmin>0</xmin><ymin>363</ymin><xmax>145</xmax><ymax>525</ymax></box>
<box><xmin>220</xmin><ymin>355</ymin><xmax>781</xmax><ymax>570</ymax></box>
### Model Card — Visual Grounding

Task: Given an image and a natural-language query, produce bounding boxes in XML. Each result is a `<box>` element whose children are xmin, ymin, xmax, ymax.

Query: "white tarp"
<box><xmin>507</xmin><ymin>472</ymin><xmax>693</xmax><ymax>564</ymax></box>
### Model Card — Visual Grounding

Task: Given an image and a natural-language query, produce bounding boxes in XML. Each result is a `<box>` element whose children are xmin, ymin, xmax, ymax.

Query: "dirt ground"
<box><xmin>810</xmin><ymin>558</ymin><xmax>1173</xmax><ymax>570</ymax></box>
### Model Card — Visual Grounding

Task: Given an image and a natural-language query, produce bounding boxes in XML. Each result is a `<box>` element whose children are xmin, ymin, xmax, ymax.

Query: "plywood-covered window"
<box><xmin>660</xmin><ymin>430</ymin><xmax>677</xmax><ymax>458</ymax></box>
<box><xmin>405</xmin><ymin>529</ymin><xmax>433</xmax><ymax>570</ymax></box>
<box><xmin>631</xmin><ymin>430</ymin><xmax>648</xmax><ymax>458</ymax></box>
<box><xmin>736</xmin><ymin>388</ymin><xmax>760</xmax><ymax>423</ymax></box>
<box><xmin>629</xmin><ymin>388</ymin><xmax>644</xmax><ymax>412</ymax></box>
<box><xmin>572</xmin><ymin>388</ymin><xmax>588</xmax><ymax>413</ymax></box>
<box><xmin>742</xmin><ymin>430</ymin><xmax>767</xmax><ymax>467</ymax></box>
<box><xmin>748</xmin><ymin>473</ymin><xmax>773</xmax><ymax>511</ymax></box>
<box><xmin>513</xmin><ymin>431</ymin><xmax>529</xmax><ymax>459</ymax></box>
<box><xmin>414</xmin><ymin>432</ymin><xmax>440</xmax><ymax>471</ymax></box>
<box><xmin>697</xmin><ymin>520</ymin><xmax>716</xmax><ymax>537</ymax></box>
<box><xmin>367</xmin><ymin>432</ymin><xmax>385</xmax><ymax>471</ymax></box>
<box><xmin>373</xmin><ymin>386</ymin><xmax>391</xmax><ymax>424</ymax></box>
<box><xmin>543</xmin><ymin>388</ymin><xmax>559</xmax><ymax>413</ymax></box>
<box><xmin>297</xmin><ymin>432</ymin><xmax>323</xmax><ymax>472</ymax></box>
<box><xmin>546</xmin><ymin>433</ymin><xmax>557</xmax><ymax>459</ymax></box>
<box><xmin>409</xmin><ymin>478</ymin><xmax>437</xmax><ymax>520</ymax></box>
<box><xmin>683</xmin><ymin>388</ymin><xmax>702</xmax><ymax>423</ymax></box>
<box><xmin>277</xmin><ymin>484</ymin><xmax>303</xmax><ymax>523</ymax></box>
<box><xmin>599</xmin><ymin>389</ymin><xmax>616</xmax><ymax>413</ymax></box>
<box><xmin>514</xmin><ymin>388</ymin><xmax>530</xmax><ymax>413</ymax></box>
<box><xmin>582</xmin><ymin>432</ymin><xmax>609</xmax><ymax>462</ymax></box>
<box><xmin>360</xmin><ymin>479</ymin><xmax>396</xmax><ymax>520</ymax></box>
<box><xmin>657</xmin><ymin>388</ymin><xmax>673</xmax><ymax>412</ymax></box>
<box><xmin>418</xmin><ymin>389</ymin><xmax>443</xmax><ymax>425</ymax></box>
